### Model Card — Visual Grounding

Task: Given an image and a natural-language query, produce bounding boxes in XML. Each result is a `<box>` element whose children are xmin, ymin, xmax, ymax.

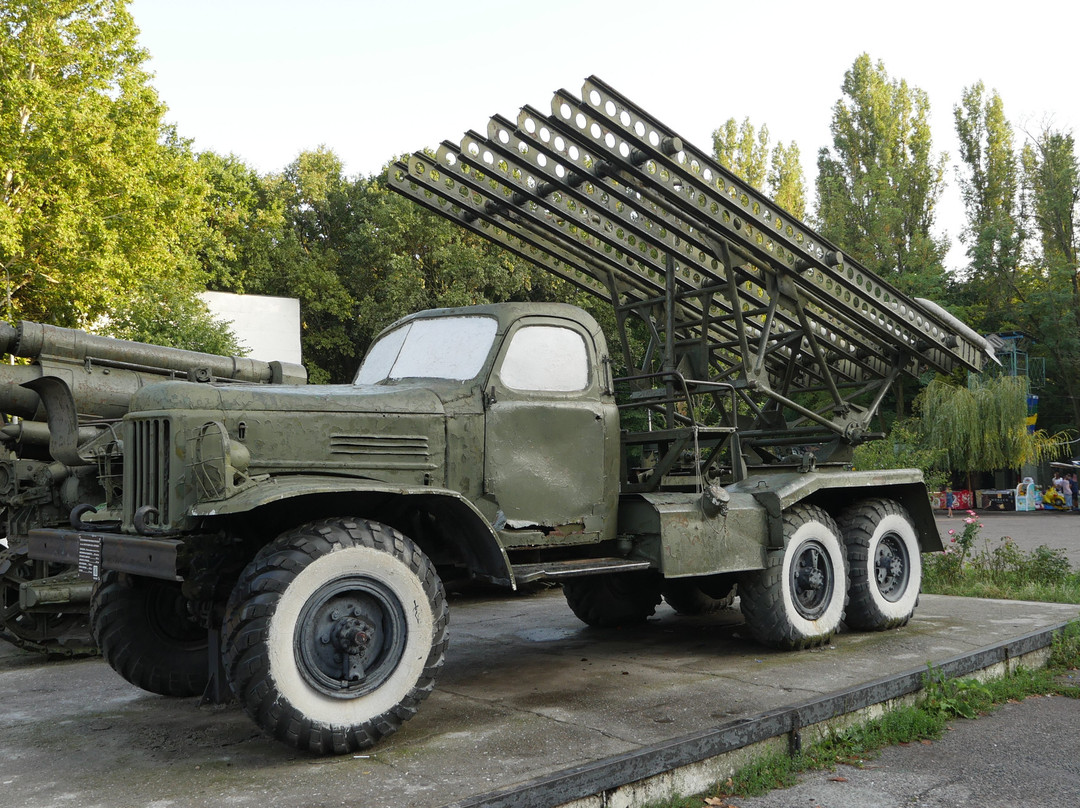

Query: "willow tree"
<box><xmin>919</xmin><ymin>375</ymin><xmax>1063</xmax><ymax>489</ymax></box>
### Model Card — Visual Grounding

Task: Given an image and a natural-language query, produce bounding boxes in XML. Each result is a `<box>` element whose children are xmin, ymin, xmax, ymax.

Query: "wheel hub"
<box><xmin>874</xmin><ymin>533</ymin><xmax>910</xmax><ymax>602</ymax></box>
<box><xmin>790</xmin><ymin>540</ymin><xmax>834</xmax><ymax>620</ymax></box>
<box><xmin>295</xmin><ymin>577</ymin><xmax>407</xmax><ymax>698</ymax></box>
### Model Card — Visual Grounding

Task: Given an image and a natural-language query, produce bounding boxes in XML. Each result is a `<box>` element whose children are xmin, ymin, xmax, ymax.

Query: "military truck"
<box><xmin>28</xmin><ymin>77</ymin><xmax>993</xmax><ymax>755</ymax></box>
<box><xmin>0</xmin><ymin>320</ymin><xmax>306</xmax><ymax>656</ymax></box>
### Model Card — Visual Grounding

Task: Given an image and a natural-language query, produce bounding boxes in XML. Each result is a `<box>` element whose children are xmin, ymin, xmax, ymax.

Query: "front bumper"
<box><xmin>28</xmin><ymin>528</ymin><xmax>183</xmax><ymax>582</ymax></box>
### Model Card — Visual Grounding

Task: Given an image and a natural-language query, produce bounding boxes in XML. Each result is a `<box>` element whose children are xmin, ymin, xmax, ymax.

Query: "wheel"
<box><xmin>563</xmin><ymin>571</ymin><xmax>662</xmax><ymax>627</ymax></box>
<box><xmin>90</xmin><ymin>571</ymin><xmax>209</xmax><ymax>696</ymax></box>
<box><xmin>221</xmin><ymin>518</ymin><xmax>448</xmax><ymax>755</ymax></box>
<box><xmin>662</xmin><ymin>575</ymin><xmax>737</xmax><ymax>615</ymax></box>
<box><xmin>837</xmin><ymin>498</ymin><xmax>921</xmax><ymax>630</ymax></box>
<box><xmin>1</xmin><ymin>546</ymin><xmax>96</xmax><ymax>657</ymax></box>
<box><xmin>738</xmin><ymin>504</ymin><xmax>847</xmax><ymax>650</ymax></box>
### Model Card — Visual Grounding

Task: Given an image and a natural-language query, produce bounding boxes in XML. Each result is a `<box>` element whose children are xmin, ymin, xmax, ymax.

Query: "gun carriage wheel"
<box><xmin>90</xmin><ymin>571</ymin><xmax>210</xmax><ymax>696</ymax></box>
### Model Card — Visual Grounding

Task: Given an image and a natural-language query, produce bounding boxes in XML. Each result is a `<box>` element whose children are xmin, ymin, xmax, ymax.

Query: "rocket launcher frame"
<box><xmin>390</xmin><ymin>77</ymin><xmax>992</xmax><ymax>461</ymax></box>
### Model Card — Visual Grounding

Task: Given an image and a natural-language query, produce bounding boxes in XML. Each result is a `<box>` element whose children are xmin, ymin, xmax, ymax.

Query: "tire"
<box><xmin>837</xmin><ymin>498</ymin><xmax>921</xmax><ymax>630</ymax></box>
<box><xmin>738</xmin><ymin>504</ymin><xmax>847</xmax><ymax>650</ymax></box>
<box><xmin>563</xmin><ymin>571</ymin><xmax>662</xmax><ymax>627</ymax></box>
<box><xmin>221</xmin><ymin>518</ymin><xmax>448</xmax><ymax>755</ymax></box>
<box><xmin>662</xmin><ymin>575</ymin><xmax>737</xmax><ymax>615</ymax></box>
<box><xmin>90</xmin><ymin>571</ymin><xmax>209</xmax><ymax>697</ymax></box>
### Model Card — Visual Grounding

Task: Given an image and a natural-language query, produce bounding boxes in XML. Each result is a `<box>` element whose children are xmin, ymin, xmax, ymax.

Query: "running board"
<box><xmin>512</xmin><ymin>558</ymin><xmax>652</xmax><ymax>583</ymax></box>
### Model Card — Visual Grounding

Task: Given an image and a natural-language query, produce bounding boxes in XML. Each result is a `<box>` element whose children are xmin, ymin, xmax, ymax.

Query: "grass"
<box><xmin>643</xmin><ymin>622</ymin><xmax>1080</xmax><ymax>808</ymax></box>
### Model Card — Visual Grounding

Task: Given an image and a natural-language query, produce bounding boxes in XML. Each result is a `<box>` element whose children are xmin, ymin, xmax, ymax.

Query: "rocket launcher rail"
<box><xmin>390</xmin><ymin>76</ymin><xmax>993</xmax><ymax>455</ymax></box>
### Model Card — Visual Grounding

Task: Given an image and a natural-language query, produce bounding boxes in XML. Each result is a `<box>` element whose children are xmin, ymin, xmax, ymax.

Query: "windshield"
<box><xmin>355</xmin><ymin>316</ymin><xmax>498</xmax><ymax>384</ymax></box>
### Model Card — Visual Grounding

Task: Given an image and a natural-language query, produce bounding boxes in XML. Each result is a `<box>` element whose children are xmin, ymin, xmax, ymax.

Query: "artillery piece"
<box><xmin>0</xmin><ymin>320</ymin><xmax>306</xmax><ymax>655</ymax></box>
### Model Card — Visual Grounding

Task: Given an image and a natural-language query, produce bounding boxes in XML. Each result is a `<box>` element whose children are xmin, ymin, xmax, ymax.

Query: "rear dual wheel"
<box><xmin>837</xmin><ymin>498</ymin><xmax>921</xmax><ymax>630</ymax></box>
<box><xmin>739</xmin><ymin>504</ymin><xmax>847</xmax><ymax>650</ymax></box>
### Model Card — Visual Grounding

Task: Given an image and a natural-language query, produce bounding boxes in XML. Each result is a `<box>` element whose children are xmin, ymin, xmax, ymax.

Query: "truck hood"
<box><xmin>129</xmin><ymin>379</ymin><xmax>470</xmax><ymax>416</ymax></box>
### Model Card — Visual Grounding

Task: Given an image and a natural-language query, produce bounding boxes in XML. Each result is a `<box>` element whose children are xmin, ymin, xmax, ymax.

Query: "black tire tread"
<box><xmin>662</xmin><ymin>579</ymin><xmax>737</xmax><ymax>616</ymax></box>
<box><xmin>90</xmin><ymin>571</ymin><xmax>209</xmax><ymax>697</ymax></box>
<box><xmin>563</xmin><ymin>571</ymin><xmax>662</xmax><ymax>627</ymax></box>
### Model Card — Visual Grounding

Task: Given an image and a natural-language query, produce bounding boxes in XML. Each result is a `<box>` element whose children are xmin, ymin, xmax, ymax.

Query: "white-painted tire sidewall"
<box><xmin>780</xmin><ymin>520</ymin><xmax>846</xmax><ymax>636</ymax></box>
<box><xmin>266</xmin><ymin>544</ymin><xmax>434</xmax><ymax>726</ymax></box>
<box><xmin>863</xmin><ymin>512</ymin><xmax>921</xmax><ymax>621</ymax></box>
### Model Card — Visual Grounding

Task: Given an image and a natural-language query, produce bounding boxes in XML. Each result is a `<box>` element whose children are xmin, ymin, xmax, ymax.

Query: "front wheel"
<box><xmin>837</xmin><ymin>498</ymin><xmax>921</xmax><ymax>630</ymax></box>
<box><xmin>222</xmin><ymin>518</ymin><xmax>448</xmax><ymax>755</ymax></box>
<box><xmin>90</xmin><ymin>571</ymin><xmax>209</xmax><ymax>696</ymax></box>
<box><xmin>739</xmin><ymin>504</ymin><xmax>847</xmax><ymax>650</ymax></box>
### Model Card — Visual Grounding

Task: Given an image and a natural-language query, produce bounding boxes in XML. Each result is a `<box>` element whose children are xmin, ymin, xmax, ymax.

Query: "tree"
<box><xmin>815</xmin><ymin>54</ymin><xmax>948</xmax><ymax>299</ymax></box>
<box><xmin>712</xmin><ymin>117</ymin><xmax>806</xmax><ymax>217</ymax></box>
<box><xmin>952</xmin><ymin>82</ymin><xmax>1025</xmax><ymax>330</ymax></box>
<box><xmin>918</xmin><ymin>375</ymin><xmax>1063</xmax><ymax>490</ymax></box>
<box><xmin>0</xmin><ymin>0</ymin><xmax>210</xmax><ymax>329</ymax></box>
<box><xmin>1020</xmin><ymin>127</ymin><xmax>1080</xmax><ymax>426</ymax></box>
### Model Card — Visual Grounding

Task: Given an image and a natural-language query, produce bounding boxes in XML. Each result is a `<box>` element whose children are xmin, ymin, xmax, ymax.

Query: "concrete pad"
<box><xmin>1</xmin><ymin>589</ymin><xmax>1076</xmax><ymax>808</ymax></box>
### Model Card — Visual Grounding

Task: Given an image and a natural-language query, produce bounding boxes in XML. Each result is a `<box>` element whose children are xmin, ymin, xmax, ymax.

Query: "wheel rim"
<box><xmin>294</xmin><ymin>576</ymin><xmax>408</xmax><ymax>699</ymax></box>
<box><xmin>789</xmin><ymin>539</ymin><xmax>835</xmax><ymax>620</ymax></box>
<box><xmin>874</xmin><ymin>532</ymin><xmax>910</xmax><ymax>603</ymax></box>
<box><xmin>145</xmin><ymin>582</ymin><xmax>206</xmax><ymax>649</ymax></box>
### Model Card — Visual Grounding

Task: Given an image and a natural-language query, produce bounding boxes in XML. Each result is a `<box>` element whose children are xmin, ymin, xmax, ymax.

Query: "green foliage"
<box><xmin>918</xmin><ymin>375</ymin><xmax>1064</xmax><ymax>475</ymax></box>
<box><xmin>815</xmin><ymin>54</ymin><xmax>948</xmax><ymax>299</ymax></box>
<box><xmin>952</xmin><ymin>82</ymin><xmax>1025</xmax><ymax>330</ymax></box>
<box><xmin>712</xmin><ymin>117</ymin><xmax>806</xmax><ymax>217</ymax></box>
<box><xmin>103</xmin><ymin>282</ymin><xmax>244</xmax><ymax>355</ymax></box>
<box><xmin>924</xmin><ymin>516</ymin><xmax>1080</xmax><ymax>603</ymax></box>
<box><xmin>853</xmin><ymin>418</ymin><xmax>946</xmax><ymax>491</ymax></box>
<box><xmin>921</xmin><ymin>663</ymin><xmax>991</xmax><ymax>719</ymax></box>
<box><xmin>0</xmin><ymin>0</ymin><xmax>209</xmax><ymax>327</ymax></box>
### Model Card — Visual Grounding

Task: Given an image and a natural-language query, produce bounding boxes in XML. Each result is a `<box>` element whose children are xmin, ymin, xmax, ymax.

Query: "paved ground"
<box><xmin>728</xmin><ymin>692</ymin><xmax>1080</xmax><ymax>808</ymax></box>
<box><xmin>0</xmin><ymin>508</ymin><xmax>1077</xmax><ymax>808</ymax></box>
<box><xmin>1</xmin><ymin>595</ymin><xmax>1076</xmax><ymax>808</ymax></box>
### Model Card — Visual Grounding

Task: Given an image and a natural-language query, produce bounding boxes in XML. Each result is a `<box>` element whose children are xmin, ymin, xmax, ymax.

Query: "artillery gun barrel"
<box><xmin>0</xmin><ymin>320</ymin><xmax>307</xmax><ymax>422</ymax></box>
<box><xmin>0</xmin><ymin>321</ymin><xmax>306</xmax><ymax>385</ymax></box>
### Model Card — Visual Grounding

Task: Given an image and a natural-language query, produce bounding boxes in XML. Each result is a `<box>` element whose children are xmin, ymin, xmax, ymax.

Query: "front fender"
<box><xmin>190</xmin><ymin>476</ymin><xmax>516</xmax><ymax>586</ymax></box>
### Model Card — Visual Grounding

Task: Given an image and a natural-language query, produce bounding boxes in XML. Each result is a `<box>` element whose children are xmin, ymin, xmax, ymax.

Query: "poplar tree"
<box><xmin>815</xmin><ymin>54</ymin><xmax>948</xmax><ymax>299</ymax></box>
<box><xmin>953</xmin><ymin>82</ymin><xmax>1025</xmax><ymax>329</ymax></box>
<box><xmin>711</xmin><ymin>118</ymin><xmax>806</xmax><ymax>217</ymax></box>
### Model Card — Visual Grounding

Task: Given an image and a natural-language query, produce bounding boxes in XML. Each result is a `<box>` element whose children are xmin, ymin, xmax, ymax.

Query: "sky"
<box><xmin>128</xmin><ymin>0</ymin><xmax>1080</xmax><ymax>274</ymax></box>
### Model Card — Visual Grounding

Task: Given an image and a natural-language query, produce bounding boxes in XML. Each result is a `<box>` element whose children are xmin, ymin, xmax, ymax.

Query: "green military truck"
<box><xmin>27</xmin><ymin>77</ymin><xmax>993</xmax><ymax>755</ymax></box>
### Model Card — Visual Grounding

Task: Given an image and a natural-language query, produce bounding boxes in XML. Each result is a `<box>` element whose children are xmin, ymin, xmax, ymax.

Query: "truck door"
<box><xmin>484</xmin><ymin>318</ymin><xmax>618</xmax><ymax>545</ymax></box>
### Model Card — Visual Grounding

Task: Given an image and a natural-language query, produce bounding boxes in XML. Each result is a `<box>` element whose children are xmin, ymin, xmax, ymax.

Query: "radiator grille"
<box><xmin>127</xmin><ymin>417</ymin><xmax>171</xmax><ymax>527</ymax></box>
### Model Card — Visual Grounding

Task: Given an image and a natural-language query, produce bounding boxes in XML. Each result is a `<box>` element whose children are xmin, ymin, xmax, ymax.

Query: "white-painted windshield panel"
<box><xmin>500</xmin><ymin>326</ymin><xmax>588</xmax><ymax>391</ymax></box>
<box><xmin>355</xmin><ymin>316</ymin><xmax>497</xmax><ymax>384</ymax></box>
